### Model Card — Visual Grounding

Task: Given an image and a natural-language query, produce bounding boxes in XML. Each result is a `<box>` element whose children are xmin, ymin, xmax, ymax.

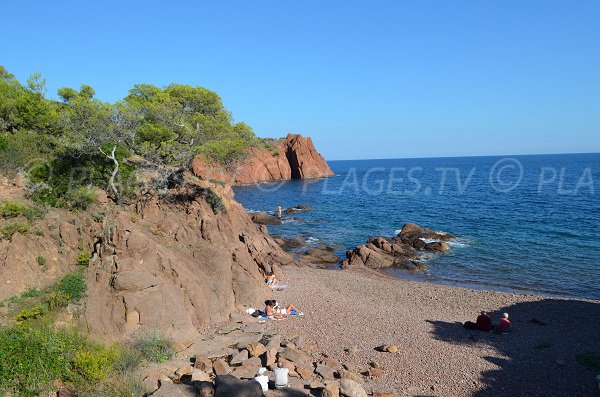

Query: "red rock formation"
<box><xmin>341</xmin><ymin>224</ymin><xmax>454</xmax><ymax>271</ymax></box>
<box><xmin>0</xmin><ymin>174</ymin><xmax>293</xmax><ymax>348</ymax></box>
<box><xmin>192</xmin><ymin>133</ymin><xmax>334</xmax><ymax>185</ymax></box>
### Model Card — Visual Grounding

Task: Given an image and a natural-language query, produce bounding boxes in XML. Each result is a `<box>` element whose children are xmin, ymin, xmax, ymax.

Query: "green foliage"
<box><xmin>202</xmin><ymin>187</ymin><xmax>226</xmax><ymax>214</ymax></box>
<box><xmin>45</xmin><ymin>291</ymin><xmax>71</xmax><ymax>310</ymax></box>
<box><xmin>0</xmin><ymin>323</ymin><xmax>80</xmax><ymax>395</ymax></box>
<box><xmin>133</xmin><ymin>332</ymin><xmax>175</xmax><ymax>363</ymax></box>
<box><xmin>576</xmin><ymin>352</ymin><xmax>600</xmax><ymax>371</ymax></box>
<box><xmin>0</xmin><ymin>201</ymin><xmax>42</xmax><ymax>220</ymax></box>
<box><xmin>72</xmin><ymin>347</ymin><xmax>117</xmax><ymax>382</ymax></box>
<box><xmin>76</xmin><ymin>252</ymin><xmax>91</xmax><ymax>267</ymax></box>
<box><xmin>56</xmin><ymin>271</ymin><xmax>87</xmax><ymax>301</ymax></box>
<box><xmin>15</xmin><ymin>304</ymin><xmax>46</xmax><ymax>321</ymax></box>
<box><xmin>198</xmin><ymin>138</ymin><xmax>249</xmax><ymax>165</ymax></box>
<box><xmin>0</xmin><ymin>221</ymin><xmax>30</xmax><ymax>239</ymax></box>
<box><xmin>61</xmin><ymin>186</ymin><xmax>97</xmax><ymax>210</ymax></box>
<box><xmin>0</xmin><ymin>320</ymin><xmax>147</xmax><ymax>397</ymax></box>
<box><xmin>20</xmin><ymin>289</ymin><xmax>41</xmax><ymax>299</ymax></box>
<box><xmin>0</xmin><ymin>64</ymin><xmax>260</xmax><ymax>203</ymax></box>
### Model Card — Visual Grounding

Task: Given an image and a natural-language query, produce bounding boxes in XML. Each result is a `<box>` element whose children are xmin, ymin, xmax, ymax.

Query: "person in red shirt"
<box><xmin>495</xmin><ymin>312</ymin><xmax>511</xmax><ymax>333</ymax></box>
<box><xmin>476</xmin><ymin>311</ymin><xmax>492</xmax><ymax>332</ymax></box>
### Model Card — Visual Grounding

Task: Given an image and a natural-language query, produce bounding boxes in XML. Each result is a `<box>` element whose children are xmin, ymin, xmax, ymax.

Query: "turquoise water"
<box><xmin>233</xmin><ymin>154</ymin><xmax>600</xmax><ymax>299</ymax></box>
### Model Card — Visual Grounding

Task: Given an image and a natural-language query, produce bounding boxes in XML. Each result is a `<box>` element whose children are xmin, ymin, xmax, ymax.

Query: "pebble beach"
<box><xmin>267</xmin><ymin>265</ymin><xmax>600</xmax><ymax>396</ymax></box>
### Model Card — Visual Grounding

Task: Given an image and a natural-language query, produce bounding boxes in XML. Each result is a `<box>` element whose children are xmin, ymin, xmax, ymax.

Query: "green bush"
<box><xmin>56</xmin><ymin>272</ymin><xmax>86</xmax><ymax>301</ymax></box>
<box><xmin>72</xmin><ymin>347</ymin><xmax>117</xmax><ymax>382</ymax></box>
<box><xmin>61</xmin><ymin>186</ymin><xmax>97</xmax><ymax>210</ymax></box>
<box><xmin>0</xmin><ymin>323</ymin><xmax>79</xmax><ymax>396</ymax></box>
<box><xmin>0</xmin><ymin>201</ymin><xmax>42</xmax><ymax>220</ymax></box>
<box><xmin>0</xmin><ymin>221</ymin><xmax>30</xmax><ymax>239</ymax></box>
<box><xmin>15</xmin><ymin>304</ymin><xmax>46</xmax><ymax>321</ymax></box>
<box><xmin>76</xmin><ymin>252</ymin><xmax>91</xmax><ymax>267</ymax></box>
<box><xmin>134</xmin><ymin>332</ymin><xmax>175</xmax><ymax>363</ymax></box>
<box><xmin>36</xmin><ymin>255</ymin><xmax>46</xmax><ymax>266</ymax></box>
<box><xmin>0</xmin><ymin>321</ymin><xmax>146</xmax><ymax>397</ymax></box>
<box><xmin>45</xmin><ymin>291</ymin><xmax>71</xmax><ymax>310</ymax></box>
<box><xmin>201</xmin><ymin>187</ymin><xmax>226</xmax><ymax>214</ymax></box>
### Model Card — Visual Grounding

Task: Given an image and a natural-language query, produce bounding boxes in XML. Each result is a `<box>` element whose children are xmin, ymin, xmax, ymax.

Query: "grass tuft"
<box><xmin>134</xmin><ymin>332</ymin><xmax>175</xmax><ymax>363</ymax></box>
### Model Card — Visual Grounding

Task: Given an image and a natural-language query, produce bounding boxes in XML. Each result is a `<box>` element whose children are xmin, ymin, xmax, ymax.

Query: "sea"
<box><xmin>233</xmin><ymin>153</ymin><xmax>600</xmax><ymax>300</ymax></box>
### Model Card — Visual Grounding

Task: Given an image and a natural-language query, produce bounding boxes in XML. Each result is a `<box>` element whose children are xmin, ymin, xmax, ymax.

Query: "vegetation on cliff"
<box><xmin>0</xmin><ymin>65</ymin><xmax>262</xmax><ymax>207</ymax></box>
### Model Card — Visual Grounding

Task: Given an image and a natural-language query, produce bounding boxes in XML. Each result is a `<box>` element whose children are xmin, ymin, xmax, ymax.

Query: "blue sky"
<box><xmin>2</xmin><ymin>1</ymin><xmax>599</xmax><ymax>160</ymax></box>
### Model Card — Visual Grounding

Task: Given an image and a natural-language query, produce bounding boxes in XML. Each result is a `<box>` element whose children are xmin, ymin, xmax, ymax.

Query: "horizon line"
<box><xmin>326</xmin><ymin>151</ymin><xmax>600</xmax><ymax>162</ymax></box>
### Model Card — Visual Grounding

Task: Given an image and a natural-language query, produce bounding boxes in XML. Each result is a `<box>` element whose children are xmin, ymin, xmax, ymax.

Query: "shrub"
<box><xmin>0</xmin><ymin>323</ymin><xmax>77</xmax><ymax>396</ymax></box>
<box><xmin>56</xmin><ymin>272</ymin><xmax>86</xmax><ymax>302</ymax></box>
<box><xmin>36</xmin><ymin>255</ymin><xmax>46</xmax><ymax>266</ymax></box>
<box><xmin>72</xmin><ymin>347</ymin><xmax>117</xmax><ymax>382</ymax></box>
<box><xmin>0</xmin><ymin>221</ymin><xmax>30</xmax><ymax>239</ymax></box>
<box><xmin>0</xmin><ymin>201</ymin><xmax>41</xmax><ymax>220</ymax></box>
<box><xmin>201</xmin><ymin>187</ymin><xmax>226</xmax><ymax>214</ymax></box>
<box><xmin>61</xmin><ymin>186</ymin><xmax>97</xmax><ymax>210</ymax></box>
<box><xmin>15</xmin><ymin>304</ymin><xmax>46</xmax><ymax>321</ymax></box>
<box><xmin>76</xmin><ymin>252</ymin><xmax>91</xmax><ymax>267</ymax></box>
<box><xmin>134</xmin><ymin>332</ymin><xmax>175</xmax><ymax>363</ymax></box>
<box><xmin>45</xmin><ymin>291</ymin><xmax>71</xmax><ymax>310</ymax></box>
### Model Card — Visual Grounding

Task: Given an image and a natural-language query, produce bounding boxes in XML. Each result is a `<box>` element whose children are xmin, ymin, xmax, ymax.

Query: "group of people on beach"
<box><xmin>464</xmin><ymin>311</ymin><xmax>511</xmax><ymax>333</ymax></box>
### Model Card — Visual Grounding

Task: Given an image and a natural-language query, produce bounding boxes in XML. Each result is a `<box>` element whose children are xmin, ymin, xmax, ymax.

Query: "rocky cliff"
<box><xmin>0</xmin><ymin>174</ymin><xmax>293</xmax><ymax>348</ymax></box>
<box><xmin>192</xmin><ymin>133</ymin><xmax>334</xmax><ymax>185</ymax></box>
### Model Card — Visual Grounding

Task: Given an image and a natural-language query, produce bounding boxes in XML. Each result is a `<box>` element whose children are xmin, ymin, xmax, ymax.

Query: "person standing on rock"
<box><xmin>276</xmin><ymin>205</ymin><xmax>283</xmax><ymax>218</ymax></box>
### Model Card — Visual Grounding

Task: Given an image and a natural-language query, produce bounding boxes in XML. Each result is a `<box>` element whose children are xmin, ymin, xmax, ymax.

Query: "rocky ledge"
<box><xmin>341</xmin><ymin>223</ymin><xmax>455</xmax><ymax>271</ymax></box>
<box><xmin>192</xmin><ymin>134</ymin><xmax>335</xmax><ymax>185</ymax></box>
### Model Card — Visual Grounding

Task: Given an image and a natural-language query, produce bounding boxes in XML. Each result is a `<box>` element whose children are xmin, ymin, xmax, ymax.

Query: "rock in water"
<box><xmin>251</xmin><ymin>211</ymin><xmax>282</xmax><ymax>225</ymax></box>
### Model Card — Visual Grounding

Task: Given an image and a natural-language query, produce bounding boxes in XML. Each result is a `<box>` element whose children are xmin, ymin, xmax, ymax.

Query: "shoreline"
<box><xmin>265</xmin><ymin>264</ymin><xmax>600</xmax><ymax>396</ymax></box>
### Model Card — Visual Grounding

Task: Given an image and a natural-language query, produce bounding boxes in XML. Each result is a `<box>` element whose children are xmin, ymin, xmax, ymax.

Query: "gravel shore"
<box><xmin>266</xmin><ymin>265</ymin><xmax>600</xmax><ymax>396</ymax></box>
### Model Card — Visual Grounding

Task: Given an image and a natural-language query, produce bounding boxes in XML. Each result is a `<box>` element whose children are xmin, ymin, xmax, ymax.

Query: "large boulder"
<box><xmin>214</xmin><ymin>375</ymin><xmax>264</xmax><ymax>397</ymax></box>
<box><xmin>339</xmin><ymin>378</ymin><xmax>368</xmax><ymax>397</ymax></box>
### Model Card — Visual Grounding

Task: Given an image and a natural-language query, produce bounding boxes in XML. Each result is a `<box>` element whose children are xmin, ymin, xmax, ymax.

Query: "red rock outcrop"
<box><xmin>0</xmin><ymin>174</ymin><xmax>293</xmax><ymax>348</ymax></box>
<box><xmin>83</xmin><ymin>175</ymin><xmax>293</xmax><ymax>347</ymax></box>
<box><xmin>191</xmin><ymin>133</ymin><xmax>334</xmax><ymax>185</ymax></box>
<box><xmin>341</xmin><ymin>224</ymin><xmax>454</xmax><ymax>271</ymax></box>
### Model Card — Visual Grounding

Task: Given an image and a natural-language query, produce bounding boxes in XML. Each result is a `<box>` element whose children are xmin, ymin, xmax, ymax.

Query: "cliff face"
<box><xmin>0</xmin><ymin>175</ymin><xmax>293</xmax><ymax>348</ymax></box>
<box><xmin>192</xmin><ymin>133</ymin><xmax>335</xmax><ymax>185</ymax></box>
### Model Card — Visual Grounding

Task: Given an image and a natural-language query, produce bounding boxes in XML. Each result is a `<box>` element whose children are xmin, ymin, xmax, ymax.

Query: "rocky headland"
<box><xmin>192</xmin><ymin>133</ymin><xmax>335</xmax><ymax>185</ymax></box>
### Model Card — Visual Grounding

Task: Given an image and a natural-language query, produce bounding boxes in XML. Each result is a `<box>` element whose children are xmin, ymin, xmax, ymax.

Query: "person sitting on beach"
<box><xmin>264</xmin><ymin>299</ymin><xmax>303</xmax><ymax>319</ymax></box>
<box><xmin>266</xmin><ymin>272</ymin><xmax>277</xmax><ymax>287</ymax></box>
<box><xmin>463</xmin><ymin>311</ymin><xmax>492</xmax><ymax>331</ymax></box>
<box><xmin>495</xmin><ymin>312</ymin><xmax>511</xmax><ymax>333</ymax></box>
<box><xmin>476</xmin><ymin>311</ymin><xmax>492</xmax><ymax>332</ymax></box>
